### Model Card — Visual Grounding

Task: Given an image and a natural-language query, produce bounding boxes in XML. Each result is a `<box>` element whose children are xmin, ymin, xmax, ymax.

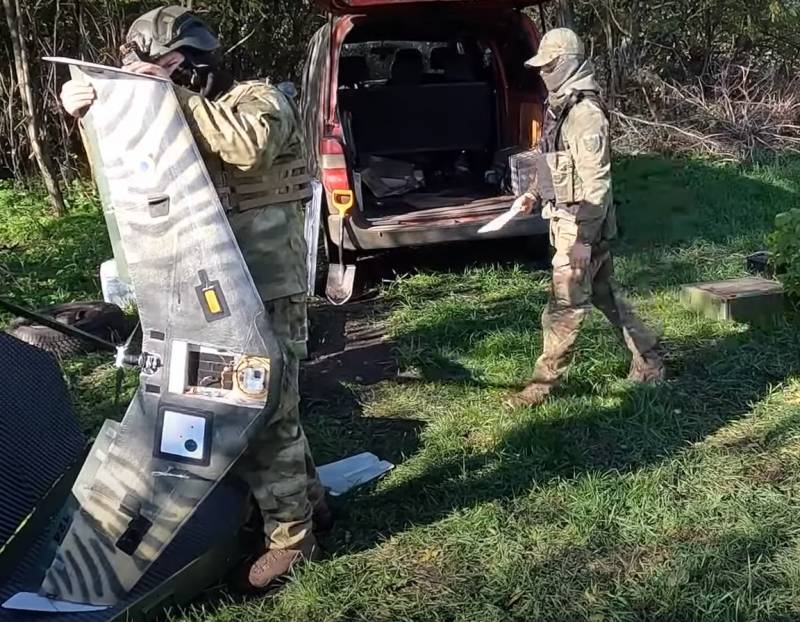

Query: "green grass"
<box><xmin>253</xmin><ymin>155</ymin><xmax>800</xmax><ymax>622</ymax></box>
<box><xmin>5</xmin><ymin>156</ymin><xmax>800</xmax><ymax>620</ymax></box>
<box><xmin>0</xmin><ymin>181</ymin><xmax>137</xmax><ymax>432</ymax></box>
<box><xmin>0</xmin><ymin>181</ymin><xmax>111</xmax><ymax>311</ymax></box>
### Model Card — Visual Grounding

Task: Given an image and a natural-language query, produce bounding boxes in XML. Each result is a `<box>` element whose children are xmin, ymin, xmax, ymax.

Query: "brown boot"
<box><xmin>313</xmin><ymin>499</ymin><xmax>335</xmax><ymax>534</ymax></box>
<box><xmin>247</xmin><ymin>535</ymin><xmax>321</xmax><ymax>590</ymax></box>
<box><xmin>628</xmin><ymin>352</ymin><xmax>665</xmax><ymax>383</ymax></box>
<box><xmin>504</xmin><ymin>382</ymin><xmax>552</xmax><ymax>409</ymax></box>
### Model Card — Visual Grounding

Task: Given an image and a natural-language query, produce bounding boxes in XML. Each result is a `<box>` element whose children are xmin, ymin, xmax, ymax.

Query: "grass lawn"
<box><xmin>0</xmin><ymin>182</ymin><xmax>139</xmax><ymax>433</ymax></box>
<box><xmin>4</xmin><ymin>154</ymin><xmax>800</xmax><ymax>621</ymax></box>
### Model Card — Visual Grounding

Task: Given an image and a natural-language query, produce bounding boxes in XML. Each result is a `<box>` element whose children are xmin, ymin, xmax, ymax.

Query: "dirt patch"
<box><xmin>298</xmin><ymin>238</ymin><xmax>548</xmax><ymax>464</ymax></box>
<box><xmin>746</xmin><ymin>453</ymin><xmax>800</xmax><ymax>484</ymax></box>
<box><xmin>302</xmin><ymin>297</ymin><xmax>398</xmax><ymax>398</ymax></box>
<box><xmin>300</xmin><ymin>297</ymin><xmax>423</xmax><ymax>467</ymax></box>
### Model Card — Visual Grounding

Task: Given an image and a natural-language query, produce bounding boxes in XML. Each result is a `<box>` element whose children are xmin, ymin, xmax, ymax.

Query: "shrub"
<box><xmin>768</xmin><ymin>208</ymin><xmax>800</xmax><ymax>298</ymax></box>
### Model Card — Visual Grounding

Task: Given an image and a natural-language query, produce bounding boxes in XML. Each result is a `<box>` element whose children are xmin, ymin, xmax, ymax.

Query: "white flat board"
<box><xmin>42</xmin><ymin>56</ymin><xmax>169</xmax><ymax>81</ymax></box>
<box><xmin>478</xmin><ymin>200</ymin><xmax>525</xmax><ymax>234</ymax></box>
<box><xmin>2</xmin><ymin>592</ymin><xmax>109</xmax><ymax>613</ymax></box>
<box><xmin>317</xmin><ymin>452</ymin><xmax>394</xmax><ymax>496</ymax></box>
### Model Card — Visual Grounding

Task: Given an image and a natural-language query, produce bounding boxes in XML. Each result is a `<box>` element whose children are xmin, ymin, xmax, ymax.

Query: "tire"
<box><xmin>6</xmin><ymin>301</ymin><xmax>127</xmax><ymax>358</ymax></box>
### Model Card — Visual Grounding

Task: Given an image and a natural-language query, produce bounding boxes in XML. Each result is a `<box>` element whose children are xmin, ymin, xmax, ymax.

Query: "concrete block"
<box><xmin>681</xmin><ymin>277</ymin><xmax>784</xmax><ymax>325</ymax></box>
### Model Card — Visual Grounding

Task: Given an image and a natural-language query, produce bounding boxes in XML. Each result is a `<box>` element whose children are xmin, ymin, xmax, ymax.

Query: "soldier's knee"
<box><xmin>547</xmin><ymin>301</ymin><xmax>591</xmax><ymax>321</ymax></box>
<box><xmin>269</xmin><ymin>477</ymin><xmax>308</xmax><ymax>500</ymax></box>
<box><xmin>552</xmin><ymin>267</ymin><xmax>592</xmax><ymax>307</ymax></box>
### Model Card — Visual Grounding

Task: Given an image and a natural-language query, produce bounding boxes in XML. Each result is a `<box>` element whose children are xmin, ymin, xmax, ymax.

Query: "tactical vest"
<box><xmin>535</xmin><ymin>90</ymin><xmax>609</xmax><ymax>208</ymax></box>
<box><xmin>215</xmin><ymin>155</ymin><xmax>312</xmax><ymax>213</ymax></box>
<box><xmin>204</xmin><ymin>84</ymin><xmax>313</xmax><ymax>302</ymax></box>
<box><xmin>542</xmin><ymin>90</ymin><xmax>609</xmax><ymax>153</ymax></box>
<box><xmin>213</xmin><ymin>92</ymin><xmax>312</xmax><ymax>213</ymax></box>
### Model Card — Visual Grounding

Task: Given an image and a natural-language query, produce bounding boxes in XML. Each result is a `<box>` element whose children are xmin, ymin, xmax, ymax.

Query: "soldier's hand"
<box><xmin>568</xmin><ymin>242</ymin><xmax>592</xmax><ymax>274</ymax></box>
<box><xmin>60</xmin><ymin>80</ymin><xmax>96</xmax><ymax>118</ymax></box>
<box><xmin>127</xmin><ymin>61</ymin><xmax>172</xmax><ymax>80</ymax></box>
<box><xmin>512</xmin><ymin>192</ymin><xmax>537</xmax><ymax>215</ymax></box>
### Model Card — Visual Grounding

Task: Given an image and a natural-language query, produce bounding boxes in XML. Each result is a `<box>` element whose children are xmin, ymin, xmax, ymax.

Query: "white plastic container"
<box><xmin>100</xmin><ymin>258</ymin><xmax>136</xmax><ymax>309</ymax></box>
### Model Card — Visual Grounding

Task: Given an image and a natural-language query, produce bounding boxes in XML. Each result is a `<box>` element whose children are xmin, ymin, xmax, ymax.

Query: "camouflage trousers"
<box><xmin>531</xmin><ymin>219</ymin><xmax>659</xmax><ymax>390</ymax></box>
<box><xmin>233</xmin><ymin>294</ymin><xmax>325</xmax><ymax>550</ymax></box>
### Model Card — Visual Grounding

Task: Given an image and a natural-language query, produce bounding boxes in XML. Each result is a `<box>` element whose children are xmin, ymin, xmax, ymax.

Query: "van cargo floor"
<box><xmin>366</xmin><ymin>194</ymin><xmax>513</xmax><ymax>227</ymax></box>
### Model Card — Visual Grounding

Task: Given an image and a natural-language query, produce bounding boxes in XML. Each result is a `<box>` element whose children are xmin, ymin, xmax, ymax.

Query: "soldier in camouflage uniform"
<box><xmin>506</xmin><ymin>28</ymin><xmax>665</xmax><ymax>408</ymax></box>
<box><xmin>60</xmin><ymin>5</ymin><xmax>330</xmax><ymax>589</ymax></box>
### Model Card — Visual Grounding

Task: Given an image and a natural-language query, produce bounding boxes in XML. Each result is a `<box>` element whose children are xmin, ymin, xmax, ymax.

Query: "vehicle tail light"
<box><xmin>320</xmin><ymin>138</ymin><xmax>354</xmax><ymax>214</ymax></box>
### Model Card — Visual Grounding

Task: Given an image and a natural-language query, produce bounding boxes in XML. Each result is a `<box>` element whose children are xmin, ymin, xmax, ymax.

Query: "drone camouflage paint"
<box><xmin>4</xmin><ymin>57</ymin><xmax>284</xmax><ymax>611</ymax></box>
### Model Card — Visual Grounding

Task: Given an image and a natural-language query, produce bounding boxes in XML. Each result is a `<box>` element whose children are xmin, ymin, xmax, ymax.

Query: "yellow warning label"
<box><xmin>203</xmin><ymin>288</ymin><xmax>222</xmax><ymax>314</ymax></box>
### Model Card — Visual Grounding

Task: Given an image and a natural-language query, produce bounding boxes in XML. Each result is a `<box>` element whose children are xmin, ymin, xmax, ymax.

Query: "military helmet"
<box><xmin>525</xmin><ymin>28</ymin><xmax>585</xmax><ymax>68</ymax></box>
<box><xmin>126</xmin><ymin>6</ymin><xmax>220</xmax><ymax>61</ymax></box>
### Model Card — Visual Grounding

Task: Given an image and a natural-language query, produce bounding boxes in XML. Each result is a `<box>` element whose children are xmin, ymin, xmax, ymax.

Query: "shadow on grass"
<box><xmin>152</xmin><ymin>155</ymin><xmax>800</xmax><ymax>618</ymax></box>
<box><xmin>300</xmin><ymin>300</ymin><xmax>425</xmax><ymax>467</ymax></box>
<box><xmin>347</xmin><ymin>228</ymin><xmax>551</xmax><ymax>303</ymax></box>
<box><xmin>309</xmin><ymin>155</ymin><xmax>800</xmax><ymax>552</ymax></box>
<box><xmin>338</xmin><ymin>155</ymin><xmax>800</xmax><ymax>303</ymax></box>
<box><xmin>477</xmin><ymin>521</ymin><xmax>796</xmax><ymax>620</ymax></box>
<box><xmin>612</xmin><ymin>154</ymin><xmax>800</xmax><ymax>250</ymax></box>
<box><xmin>12</xmin><ymin>156</ymin><xmax>797</xmax><ymax>616</ymax></box>
<box><xmin>333</xmin><ymin>313</ymin><xmax>800</xmax><ymax>551</ymax></box>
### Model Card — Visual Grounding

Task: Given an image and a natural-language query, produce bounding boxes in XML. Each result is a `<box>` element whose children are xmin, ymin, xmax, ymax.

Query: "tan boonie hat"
<box><xmin>525</xmin><ymin>28</ymin><xmax>585</xmax><ymax>68</ymax></box>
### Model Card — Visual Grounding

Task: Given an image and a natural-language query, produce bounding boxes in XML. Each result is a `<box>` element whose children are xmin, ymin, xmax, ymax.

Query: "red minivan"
<box><xmin>301</xmin><ymin>0</ymin><xmax>550</xmax><ymax>302</ymax></box>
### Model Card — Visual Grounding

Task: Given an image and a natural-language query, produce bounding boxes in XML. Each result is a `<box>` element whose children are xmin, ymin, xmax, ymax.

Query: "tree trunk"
<box><xmin>557</xmin><ymin>0</ymin><xmax>576</xmax><ymax>29</ymax></box>
<box><xmin>3</xmin><ymin>0</ymin><xmax>66</xmax><ymax>215</ymax></box>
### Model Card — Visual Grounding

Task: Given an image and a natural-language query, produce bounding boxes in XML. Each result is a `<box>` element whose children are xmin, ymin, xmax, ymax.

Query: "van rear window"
<box><xmin>340</xmin><ymin>40</ymin><xmax>491</xmax><ymax>87</ymax></box>
<box><xmin>342</xmin><ymin>41</ymin><xmax>446</xmax><ymax>83</ymax></box>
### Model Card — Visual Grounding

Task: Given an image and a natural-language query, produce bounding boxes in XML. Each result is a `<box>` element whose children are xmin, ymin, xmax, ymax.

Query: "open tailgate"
<box><xmin>315</xmin><ymin>0</ymin><xmax>546</xmax><ymax>14</ymax></box>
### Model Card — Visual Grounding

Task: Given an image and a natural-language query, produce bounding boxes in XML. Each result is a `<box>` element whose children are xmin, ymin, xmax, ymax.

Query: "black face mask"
<box><xmin>171</xmin><ymin>52</ymin><xmax>233</xmax><ymax>100</ymax></box>
<box><xmin>198</xmin><ymin>69</ymin><xmax>234</xmax><ymax>100</ymax></box>
<box><xmin>171</xmin><ymin>63</ymin><xmax>200</xmax><ymax>89</ymax></box>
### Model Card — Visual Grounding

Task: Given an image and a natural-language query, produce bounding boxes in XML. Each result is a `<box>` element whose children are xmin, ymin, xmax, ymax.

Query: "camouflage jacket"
<box><xmin>175</xmin><ymin>80</ymin><xmax>308</xmax><ymax>302</ymax></box>
<box><xmin>540</xmin><ymin>61</ymin><xmax>616</xmax><ymax>247</ymax></box>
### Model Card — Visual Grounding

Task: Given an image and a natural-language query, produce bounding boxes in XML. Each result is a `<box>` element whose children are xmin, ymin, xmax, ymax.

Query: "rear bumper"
<box><xmin>327</xmin><ymin>212</ymin><xmax>549</xmax><ymax>251</ymax></box>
